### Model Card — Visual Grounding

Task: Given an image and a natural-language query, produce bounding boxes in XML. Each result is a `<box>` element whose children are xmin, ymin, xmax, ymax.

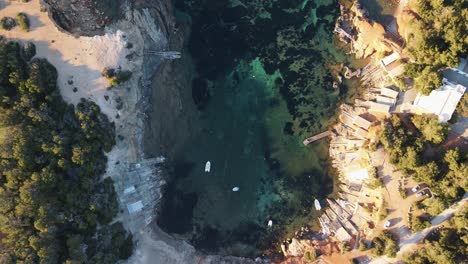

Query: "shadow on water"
<box><xmin>157</xmin><ymin>160</ymin><xmax>197</xmax><ymax>234</ymax></box>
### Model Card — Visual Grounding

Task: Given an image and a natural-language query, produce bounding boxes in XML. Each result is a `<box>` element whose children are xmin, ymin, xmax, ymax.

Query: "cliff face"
<box><xmin>41</xmin><ymin>0</ymin><xmax>124</xmax><ymax>36</ymax></box>
<box><xmin>142</xmin><ymin>10</ymin><xmax>201</xmax><ymax>159</ymax></box>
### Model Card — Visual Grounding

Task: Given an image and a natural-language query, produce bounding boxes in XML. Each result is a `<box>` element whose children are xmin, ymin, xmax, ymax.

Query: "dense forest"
<box><xmin>0</xmin><ymin>39</ymin><xmax>132</xmax><ymax>263</ymax></box>
<box><xmin>404</xmin><ymin>0</ymin><xmax>468</xmax><ymax>94</ymax></box>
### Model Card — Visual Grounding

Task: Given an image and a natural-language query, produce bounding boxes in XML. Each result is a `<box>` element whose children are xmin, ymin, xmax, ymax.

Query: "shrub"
<box><xmin>303</xmin><ymin>250</ymin><xmax>317</xmax><ymax>262</ymax></box>
<box><xmin>340</xmin><ymin>241</ymin><xmax>350</xmax><ymax>254</ymax></box>
<box><xmin>372</xmin><ymin>231</ymin><xmax>398</xmax><ymax>257</ymax></box>
<box><xmin>412</xmin><ymin>215</ymin><xmax>431</xmax><ymax>232</ymax></box>
<box><xmin>379</xmin><ymin>207</ymin><xmax>388</xmax><ymax>221</ymax></box>
<box><xmin>102</xmin><ymin>67</ymin><xmax>132</xmax><ymax>87</ymax></box>
<box><xmin>359</xmin><ymin>240</ymin><xmax>368</xmax><ymax>251</ymax></box>
<box><xmin>399</xmin><ymin>188</ymin><xmax>407</xmax><ymax>199</ymax></box>
<box><xmin>1</xmin><ymin>17</ymin><xmax>16</xmax><ymax>30</ymax></box>
<box><xmin>16</xmin><ymin>13</ymin><xmax>29</xmax><ymax>32</ymax></box>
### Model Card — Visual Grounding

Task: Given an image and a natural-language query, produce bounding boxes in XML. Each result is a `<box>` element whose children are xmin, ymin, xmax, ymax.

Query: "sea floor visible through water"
<box><xmin>157</xmin><ymin>0</ymin><xmax>364</xmax><ymax>256</ymax></box>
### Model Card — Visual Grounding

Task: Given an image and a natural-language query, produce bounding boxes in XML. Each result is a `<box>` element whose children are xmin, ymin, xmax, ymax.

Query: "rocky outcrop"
<box><xmin>335</xmin><ymin>1</ymin><xmax>398</xmax><ymax>59</ymax></box>
<box><xmin>282</xmin><ymin>238</ymin><xmax>314</xmax><ymax>257</ymax></box>
<box><xmin>40</xmin><ymin>0</ymin><xmax>124</xmax><ymax>36</ymax></box>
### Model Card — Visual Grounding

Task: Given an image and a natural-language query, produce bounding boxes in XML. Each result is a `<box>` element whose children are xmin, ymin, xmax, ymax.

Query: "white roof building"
<box><xmin>369</xmin><ymin>101</ymin><xmax>391</xmax><ymax>113</ymax></box>
<box><xmin>353</xmin><ymin>115</ymin><xmax>372</xmax><ymax>130</ymax></box>
<box><xmin>376</xmin><ymin>95</ymin><xmax>396</xmax><ymax>106</ymax></box>
<box><xmin>127</xmin><ymin>200</ymin><xmax>144</xmax><ymax>214</ymax></box>
<box><xmin>380</xmin><ymin>53</ymin><xmax>404</xmax><ymax>78</ymax></box>
<box><xmin>381</xmin><ymin>52</ymin><xmax>400</xmax><ymax>66</ymax></box>
<box><xmin>345</xmin><ymin>168</ymin><xmax>369</xmax><ymax>182</ymax></box>
<box><xmin>413</xmin><ymin>81</ymin><xmax>466</xmax><ymax>123</ymax></box>
<box><xmin>123</xmin><ymin>186</ymin><xmax>136</xmax><ymax>195</ymax></box>
<box><xmin>381</xmin><ymin>87</ymin><xmax>399</xmax><ymax>99</ymax></box>
<box><xmin>335</xmin><ymin>227</ymin><xmax>352</xmax><ymax>242</ymax></box>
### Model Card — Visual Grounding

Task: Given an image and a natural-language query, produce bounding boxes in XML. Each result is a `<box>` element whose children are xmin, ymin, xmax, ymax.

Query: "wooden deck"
<box><xmin>303</xmin><ymin>130</ymin><xmax>332</xmax><ymax>145</ymax></box>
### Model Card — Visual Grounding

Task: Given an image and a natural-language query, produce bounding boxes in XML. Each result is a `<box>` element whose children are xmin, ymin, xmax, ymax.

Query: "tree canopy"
<box><xmin>379</xmin><ymin>115</ymin><xmax>466</xmax><ymax>204</ymax></box>
<box><xmin>404</xmin><ymin>0</ymin><xmax>468</xmax><ymax>94</ymax></box>
<box><xmin>0</xmin><ymin>39</ymin><xmax>132</xmax><ymax>263</ymax></box>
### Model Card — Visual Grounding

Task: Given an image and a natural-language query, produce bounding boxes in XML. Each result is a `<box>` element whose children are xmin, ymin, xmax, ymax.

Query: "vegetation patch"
<box><xmin>0</xmin><ymin>17</ymin><xmax>16</xmax><ymax>30</ymax></box>
<box><xmin>102</xmin><ymin>67</ymin><xmax>132</xmax><ymax>87</ymax></box>
<box><xmin>16</xmin><ymin>12</ymin><xmax>30</xmax><ymax>32</ymax></box>
<box><xmin>379</xmin><ymin>115</ymin><xmax>466</xmax><ymax>205</ymax></box>
<box><xmin>371</xmin><ymin>230</ymin><xmax>398</xmax><ymax>257</ymax></box>
<box><xmin>403</xmin><ymin>0</ymin><xmax>467</xmax><ymax>95</ymax></box>
<box><xmin>0</xmin><ymin>39</ymin><xmax>132</xmax><ymax>262</ymax></box>
<box><xmin>403</xmin><ymin>208</ymin><xmax>467</xmax><ymax>264</ymax></box>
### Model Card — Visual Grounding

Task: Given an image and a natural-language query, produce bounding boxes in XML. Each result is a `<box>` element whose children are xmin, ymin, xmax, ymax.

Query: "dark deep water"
<box><xmin>158</xmin><ymin>0</ymin><xmax>357</xmax><ymax>256</ymax></box>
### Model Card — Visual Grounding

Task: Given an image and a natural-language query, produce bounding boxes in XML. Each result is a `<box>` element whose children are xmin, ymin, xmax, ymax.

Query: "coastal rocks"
<box><xmin>335</xmin><ymin>1</ymin><xmax>396</xmax><ymax>59</ymax></box>
<box><xmin>41</xmin><ymin>0</ymin><xmax>123</xmax><ymax>36</ymax></box>
<box><xmin>281</xmin><ymin>238</ymin><xmax>317</xmax><ymax>257</ymax></box>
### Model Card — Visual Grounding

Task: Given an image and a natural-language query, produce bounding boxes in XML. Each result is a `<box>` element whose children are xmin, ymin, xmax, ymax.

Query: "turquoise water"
<box><xmin>158</xmin><ymin>0</ymin><xmax>357</xmax><ymax>256</ymax></box>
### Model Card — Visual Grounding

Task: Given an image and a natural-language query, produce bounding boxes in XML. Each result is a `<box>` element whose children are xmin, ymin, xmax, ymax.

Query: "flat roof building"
<box><xmin>381</xmin><ymin>52</ymin><xmax>399</xmax><ymax>66</ymax></box>
<box><xmin>127</xmin><ymin>200</ymin><xmax>144</xmax><ymax>214</ymax></box>
<box><xmin>353</xmin><ymin>127</ymin><xmax>369</xmax><ymax>139</ymax></box>
<box><xmin>413</xmin><ymin>81</ymin><xmax>466</xmax><ymax>123</ymax></box>
<box><xmin>353</xmin><ymin>115</ymin><xmax>372</xmax><ymax>130</ymax></box>
<box><xmin>376</xmin><ymin>95</ymin><xmax>396</xmax><ymax>106</ymax></box>
<box><xmin>123</xmin><ymin>186</ymin><xmax>136</xmax><ymax>195</ymax></box>
<box><xmin>369</xmin><ymin>101</ymin><xmax>391</xmax><ymax>113</ymax></box>
<box><xmin>381</xmin><ymin>53</ymin><xmax>404</xmax><ymax>78</ymax></box>
<box><xmin>345</xmin><ymin>168</ymin><xmax>369</xmax><ymax>182</ymax></box>
<box><xmin>381</xmin><ymin>87</ymin><xmax>399</xmax><ymax>99</ymax></box>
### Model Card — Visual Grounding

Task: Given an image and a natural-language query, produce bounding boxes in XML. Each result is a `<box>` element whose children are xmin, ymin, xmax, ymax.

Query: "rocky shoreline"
<box><xmin>279</xmin><ymin>0</ymin><xmax>408</xmax><ymax>261</ymax></box>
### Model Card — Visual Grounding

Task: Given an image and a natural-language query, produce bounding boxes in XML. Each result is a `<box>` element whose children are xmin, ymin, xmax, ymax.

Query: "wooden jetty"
<box><xmin>303</xmin><ymin>130</ymin><xmax>332</xmax><ymax>145</ymax></box>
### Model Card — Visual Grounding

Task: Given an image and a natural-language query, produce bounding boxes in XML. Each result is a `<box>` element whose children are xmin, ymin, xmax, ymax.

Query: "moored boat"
<box><xmin>314</xmin><ymin>199</ymin><xmax>321</xmax><ymax>210</ymax></box>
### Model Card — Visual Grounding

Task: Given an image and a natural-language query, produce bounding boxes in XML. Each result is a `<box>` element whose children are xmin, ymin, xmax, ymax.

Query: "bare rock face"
<box><xmin>41</xmin><ymin>0</ymin><xmax>123</xmax><ymax>36</ymax></box>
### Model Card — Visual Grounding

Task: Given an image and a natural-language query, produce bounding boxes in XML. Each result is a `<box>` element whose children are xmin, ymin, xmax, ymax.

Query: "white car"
<box><xmin>416</xmin><ymin>190</ymin><xmax>427</xmax><ymax>197</ymax></box>
<box><xmin>411</xmin><ymin>185</ymin><xmax>421</xmax><ymax>193</ymax></box>
<box><xmin>384</xmin><ymin>220</ymin><xmax>391</xmax><ymax>229</ymax></box>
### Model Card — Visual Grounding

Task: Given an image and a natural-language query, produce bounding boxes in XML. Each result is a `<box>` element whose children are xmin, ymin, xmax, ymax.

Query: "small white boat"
<box><xmin>205</xmin><ymin>161</ymin><xmax>211</xmax><ymax>172</ymax></box>
<box><xmin>232</xmin><ymin>186</ymin><xmax>239</xmax><ymax>192</ymax></box>
<box><xmin>267</xmin><ymin>220</ymin><xmax>273</xmax><ymax>227</ymax></box>
<box><xmin>314</xmin><ymin>199</ymin><xmax>321</xmax><ymax>211</ymax></box>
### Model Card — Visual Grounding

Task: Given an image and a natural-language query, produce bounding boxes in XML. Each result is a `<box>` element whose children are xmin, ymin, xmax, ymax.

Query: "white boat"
<box><xmin>267</xmin><ymin>220</ymin><xmax>273</xmax><ymax>227</ymax></box>
<box><xmin>314</xmin><ymin>199</ymin><xmax>321</xmax><ymax>211</ymax></box>
<box><xmin>232</xmin><ymin>186</ymin><xmax>239</xmax><ymax>192</ymax></box>
<box><xmin>205</xmin><ymin>161</ymin><xmax>211</xmax><ymax>172</ymax></box>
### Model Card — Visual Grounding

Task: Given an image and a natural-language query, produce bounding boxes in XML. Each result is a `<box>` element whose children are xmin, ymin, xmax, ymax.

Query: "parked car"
<box><xmin>416</xmin><ymin>190</ymin><xmax>427</xmax><ymax>197</ymax></box>
<box><xmin>384</xmin><ymin>220</ymin><xmax>391</xmax><ymax>229</ymax></box>
<box><xmin>412</xmin><ymin>185</ymin><xmax>421</xmax><ymax>193</ymax></box>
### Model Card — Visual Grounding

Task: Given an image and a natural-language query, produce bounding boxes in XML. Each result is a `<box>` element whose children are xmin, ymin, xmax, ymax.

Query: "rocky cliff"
<box><xmin>335</xmin><ymin>1</ymin><xmax>399</xmax><ymax>59</ymax></box>
<box><xmin>40</xmin><ymin>0</ymin><xmax>123</xmax><ymax>36</ymax></box>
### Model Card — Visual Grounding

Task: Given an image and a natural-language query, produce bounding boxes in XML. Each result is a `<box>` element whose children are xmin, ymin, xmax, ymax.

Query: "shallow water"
<box><xmin>158</xmin><ymin>0</ymin><xmax>358</xmax><ymax>256</ymax></box>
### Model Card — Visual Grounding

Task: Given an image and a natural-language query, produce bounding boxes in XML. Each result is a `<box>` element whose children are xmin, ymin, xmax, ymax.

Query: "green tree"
<box><xmin>16</xmin><ymin>13</ymin><xmax>30</xmax><ymax>32</ymax></box>
<box><xmin>403</xmin><ymin>0</ymin><xmax>468</xmax><ymax>94</ymax></box>
<box><xmin>0</xmin><ymin>39</ymin><xmax>131</xmax><ymax>262</ymax></box>
<box><xmin>303</xmin><ymin>250</ymin><xmax>317</xmax><ymax>262</ymax></box>
<box><xmin>411</xmin><ymin>115</ymin><xmax>448</xmax><ymax>144</ymax></box>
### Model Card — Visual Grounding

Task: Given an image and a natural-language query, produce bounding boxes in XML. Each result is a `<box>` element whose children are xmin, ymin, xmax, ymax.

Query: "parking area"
<box><xmin>369</xmin><ymin>148</ymin><xmax>433</xmax><ymax>240</ymax></box>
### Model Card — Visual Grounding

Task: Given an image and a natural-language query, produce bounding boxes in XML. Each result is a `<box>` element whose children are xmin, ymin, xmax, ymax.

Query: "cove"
<box><xmin>158</xmin><ymin>0</ymin><xmax>355</xmax><ymax>256</ymax></box>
